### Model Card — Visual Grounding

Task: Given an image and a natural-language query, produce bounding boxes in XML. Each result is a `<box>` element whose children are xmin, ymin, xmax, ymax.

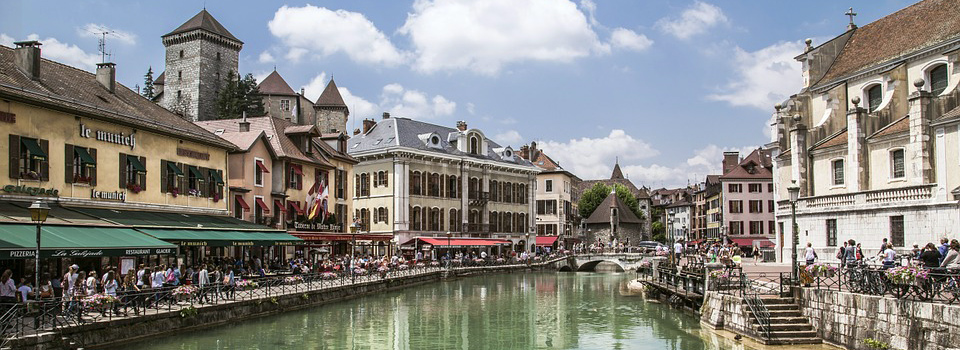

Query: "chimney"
<box><xmin>353</xmin><ymin>128</ymin><xmax>361</xmax><ymax>136</ymax></box>
<box><xmin>382</xmin><ymin>112</ymin><xmax>390</xmax><ymax>120</ymax></box>
<box><xmin>362</xmin><ymin>118</ymin><xmax>376</xmax><ymax>134</ymax></box>
<box><xmin>721</xmin><ymin>152</ymin><xmax>739</xmax><ymax>174</ymax></box>
<box><xmin>96</xmin><ymin>63</ymin><xmax>117</xmax><ymax>93</ymax></box>
<box><xmin>14</xmin><ymin>41</ymin><xmax>42</xmax><ymax>80</ymax></box>
<box><xmin>239</xmin><ymin>111</ymin><xmax>251</xmax><ymax>132</ymax></box>
<box><xmin>300</xmin><ymin>88</ymin><xmax>305</xmax><ymax>96</ymax></box>
<box><xmin>456</xmin><ymin>121</ymin><xmax>467</xmax><ymax>131</ymax></box>
<box><xmin>519</xmin><ymin>145</ymin><xmax>529</xmax><ymax>160</ymax></box>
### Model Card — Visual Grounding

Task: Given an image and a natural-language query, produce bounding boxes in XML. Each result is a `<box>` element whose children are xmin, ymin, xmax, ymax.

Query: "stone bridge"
<box><xmin>547</xmin><ymin>253</ymin><xmax>665</xmax><ymax>272</ymax></box>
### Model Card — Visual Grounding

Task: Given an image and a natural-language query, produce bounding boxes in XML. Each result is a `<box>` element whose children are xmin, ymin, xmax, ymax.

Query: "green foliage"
<box><xmin>179</xmin><ymin>305</ymin><xmax>198</xmax><ymax>318</ymax></box>
<box><xmin>651</xmin><ymin>221</ymin><xmax>666</xmax><ymax>243</ymax></box>
<box><xmin>215</xmin><ymin>71</ymin><xmax>265</xmax><ymax>119</ymax></box>
<box><xmin>577</xmin><ymin>183</ymin><xmax>644</xmax><ymax>222</ymax></box>
<box><xmin>141</xmin><ymin>66</ymin><xmax>155</xmax><ymax>100</ymax></box>
<box><xmin>863</xmin><ymin>338</ymin><xmax>891</xmax><ymax>350</ymax></box>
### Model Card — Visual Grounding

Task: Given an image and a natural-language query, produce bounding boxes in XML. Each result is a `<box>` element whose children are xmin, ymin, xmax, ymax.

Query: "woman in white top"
<box><xmin>0</xmin><ymin>269</ymin><xmax>17</xmax><ymax>304</ymax></box>
<box><xmin>804</xmin><ymin>243</ymin><xmax>817</xmax><ymax>265</ymax></box>
<box><xmin>85</xmin><ymin>271</ymin><xmax>99</xmax><ymax>295</ymax></box>
<box><xmin>882</xmin><ymin>243</ymin><xmax>897</xmax><ymax>269</ymax></box>
<box><xmin>103</xmin><ymin>271</ymin><xmax>118</xmax><ymax>297</ymax></box>
<box><xmin>940</xmin><ymin>240</ymin><xmax>960</xmax><ymax>269</ymax></box>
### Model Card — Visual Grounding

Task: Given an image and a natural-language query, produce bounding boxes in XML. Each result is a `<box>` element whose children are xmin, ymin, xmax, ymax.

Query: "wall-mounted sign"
<box><xmin>79</xmin><ymin>123</ymin><xmax>136</xmax><ymax>150</ymax></box>
<box><xmin>91</xmin><ymin>189</ymin><xmax>126</xmax><ymax>202</ymax></box>
<box><xmin>0</xmin><ymin>111</ymin><xmax>15</xmax><ymax>123</ymax></box>
<box><xmin>2</xmin><ymin>185</ymin><xmax>59</xmax><ymax>197</ymax></box>
<box><xmin>293</xmin><ymin>221</ymin><xmax>342</xmax><ymax>232</ymax></box>
<box><xmin>177</xmin><ymin>147</ymin><xmax>210</xmax><ymax>161</ymax></box>
<box><xmin>1</xmin><ymin>247</ymin><xmax>176</xmax><ymax>259</ymax></box>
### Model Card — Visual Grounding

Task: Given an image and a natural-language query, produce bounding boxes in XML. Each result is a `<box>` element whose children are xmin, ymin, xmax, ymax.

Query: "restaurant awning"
<box><xmin>236</xmin><ymin>195</ymin><xmax>250</xmax><ymax>211</ymax></box>
<box><xmin>0</xmin><ymin>223</ymin><xmax>177</xmax><ymax>259</ymax></box>
<box><xmin>535</xmin><ymin>236</ymin><xmax>559</xmax><ymax>246</ymax></box>
<box><xmin>21</xmin><ymin>138</ymin><xmax>46</xmax><ymax>160</ymax></box>
<box><xmin>400</xmin><ymin>237</ymin><xmax>512</xmax><ymax>248</ymax></box>
<box><xmin>289</xmin><ymin>201</ymin><xmax>304</xmax><ymax>215</ymax></box>
<box><xmin>209</xmin><ymin>169</ymin><xmax>225</xmax><ymax>185</ymax></box>
<box><xmin>291</xmin><ymin>233</ymin><xmax>393</xmax><ymax>242</ymax></box>
<box><xmin>74</xmin><ymin>147</ymin><xmax>96</xmax><ymax>166</ymax></box>
<box><xmin>127</xmin><ymin>155</ymin><xmax>146</xmax><ymax>173</ymax></box>
<box><xmin>138</xmin><ymin>229</ymin><xmax>303</xmax><ymax>247</ymax></box>
<box><xmin>188</xmin><ymin>166</ymin><xmax>205</xmax><ymax>181</ymax></box>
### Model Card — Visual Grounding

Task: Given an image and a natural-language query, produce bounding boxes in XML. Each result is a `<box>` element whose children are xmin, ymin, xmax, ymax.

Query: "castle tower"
<box><xmin>160</xmin><ymin>9</ymin><xmax>242</xmax><ymax>121</ymax></box>
<box><xmin>313</xmin><ymin>78</ymin><xmax>349</xmax><ymax>134</ymax></box>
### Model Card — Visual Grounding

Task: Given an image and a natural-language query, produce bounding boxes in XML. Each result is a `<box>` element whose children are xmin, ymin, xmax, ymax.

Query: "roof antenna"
<box><xmin>95</xmin><ymin>30</ymin><xmax>113</xmax><ymax>63</ymax></box>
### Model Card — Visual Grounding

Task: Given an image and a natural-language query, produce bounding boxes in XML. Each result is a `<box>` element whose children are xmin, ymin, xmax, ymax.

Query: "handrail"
<box><xmin>743</xmin><ymin>288</ymin><xmax>773</xmax><ymax>339</ymax></box>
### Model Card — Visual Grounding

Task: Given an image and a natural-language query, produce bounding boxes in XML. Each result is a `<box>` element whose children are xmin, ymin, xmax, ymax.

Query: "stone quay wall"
<box><xmin>11</xmin><ymin>265</ymin><xmax>529</xmax><ymax>349</ymax></box>
<box><xmin>700</xmin><ymin>292</ymin><xmax>760</xmax><ymax>340</ymax></box>
<box><xmin>797</xmin><ymin>288</ymin><xmax>960</xmax><ymax>350</ymax></box>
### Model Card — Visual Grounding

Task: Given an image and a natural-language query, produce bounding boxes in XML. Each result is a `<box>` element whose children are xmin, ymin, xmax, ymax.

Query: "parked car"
<box><xmin>636</xmin><ymin>241</ymin><xmax>665</xmax><ymax>250</ymax></box>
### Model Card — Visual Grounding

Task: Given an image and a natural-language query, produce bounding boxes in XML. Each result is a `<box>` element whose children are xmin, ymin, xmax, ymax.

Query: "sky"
<box><xmin>0</xmin><ymin>0</ymin><xmax>918</xmax><ymax>188</ymax></box>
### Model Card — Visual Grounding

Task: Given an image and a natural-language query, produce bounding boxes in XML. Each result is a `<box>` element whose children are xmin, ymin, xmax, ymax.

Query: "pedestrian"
<box><xmin>940</xmin><ymin>240</ymin><xmax>960</xmax><ymax>269</ymax></box>
<box><xmin>837</xmin><ymin>242</ymin><xmax>848</xmax><ymax>268</ymax></box>
<box><xmin>855</xmin><ymin>243</ymin><xmax>864</xmax><ymax>263</ymax></box>
<box><xmin>881</xmin><ymin>243</ymin><xmax>897</xmax><ymax>269</ymax></box>
<box><xmin>879</xmin><ymin>238</ymin><xmax>888</xmax><ymax>254</ymax></box>
<box><xmin>939</xmin><ymin>238</ymin><xmax>950</xmax><ymax>265</ymax></box>
<box><xmin>37</xmin><ymin>273</ymin><xmax>53</xmax><ymax>299</ymax></box>
<box><xmin>85</xmin><ymin>271</ymin><xmax>98</xmax><ymax>295</ymax></box>
<box><xmin>805</xmin><ymin>242</ymin><xmax>817</xmax><ymax>265</ymax></box>
<box><xmin>843</xmin><ymin>240</ymin><xmax>858</xmax><ymax>267</ymax></box>
<box><xmin>16</xmin><ymin>278</ymin><xmax>33</xmax><ymax>303</ymax></box>
<box><xmin>197</xmin><ymin>264</ymin><xmax>209</xmax><ymax>304</ymax></box>
<box><xmin>1</xmin><ymin>270</ymin><xmax>18</xmax><ymax>304</ymax></box>
<box><xmin>121</xmin><ymin>269</ymin><xmax>140</xmax><ymax>316</ymax></box>
<box><xmin>920</xmin><ymin>243</ymin><xmax>942</xmax><ymax>268</ymax></box>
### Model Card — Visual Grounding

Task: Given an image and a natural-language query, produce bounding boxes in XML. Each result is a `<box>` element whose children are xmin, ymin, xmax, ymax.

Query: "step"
<box><xmin>754</xmin><ymin>323</ymin><xmax>814</xmax><ymax>331</ymax></box>
<box><xmin>756</xmin><ymin>297</ymin><xmax>794</xmax><ymax>304</ymax></box>
<box><xmin>755</xmin><ymin>316</ymin><xmax>809</xmax><ymax>324</ymax></box>
<box><xmin>764</xmin><ymin>303</ymin><xmax>800</xmax><ymax>311</ymax></box>
<box><xmin>765</xmin><ymin>337</ymin><xmax>823</xmax><ymax>345</ymax></box>
<box><xmin>749</xmin><ymin>309</ymin><xmax>802</xmax><ymax>318</ymax></box>
<box><xmin>766</xmin><ymin>330</ymin><xmax>819</xmax><ymax>338</ymax></box>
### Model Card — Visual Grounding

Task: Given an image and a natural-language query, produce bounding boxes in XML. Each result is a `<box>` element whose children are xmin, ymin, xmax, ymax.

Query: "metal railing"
<box><xmin>743</xmin><ymin>293</ymin><xmax>772</xmax><ymax>339</ymax></box>
<box><xmin>802</xmin><ymin>263</ymin><xmax>960</xmax><ymax>304</ymax></box>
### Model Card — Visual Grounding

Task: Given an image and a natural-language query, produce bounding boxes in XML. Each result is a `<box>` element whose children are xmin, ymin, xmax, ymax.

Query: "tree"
<box><xmin>577</xmin><ymin>182</ymin><xmax>644</xmax><ymax>222</ymax></box>
<box><xmin>141</xmin><ymin>66</ymin><xmax>155</xmax><ymax>100</ymax></box>
<box><xmin>214</xmin><ymin>71</ymin><xmax>265</xmax><ymax>119</ymax></box>
<box><xmin>651</xmin><ymin>221</ymin><xmax>666</xmax><ymax>243</ymax></box>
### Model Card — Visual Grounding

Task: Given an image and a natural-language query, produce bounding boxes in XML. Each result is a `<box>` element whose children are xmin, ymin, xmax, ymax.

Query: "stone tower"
<box><xmin>313</xmin><ymin>78</ymin><xmax>349</xmax><ymax>134</ymax></box>
<box><xmin>160</xmin><ymin>10</ymin><xmax>242</xmax><ymax>121</ymax></box>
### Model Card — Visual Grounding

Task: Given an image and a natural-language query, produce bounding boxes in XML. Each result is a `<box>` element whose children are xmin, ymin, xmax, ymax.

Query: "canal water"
<box><xmin>120</xmin><ymin>272</ymin><xmax>829</xmax><ymax>350</ymax></box>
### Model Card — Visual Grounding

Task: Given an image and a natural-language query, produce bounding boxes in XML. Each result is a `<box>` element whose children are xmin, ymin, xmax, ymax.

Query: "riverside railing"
<box><xmin>0</xmin><ymin>257</ymin><xmax>556</xmax><ymax>343</ymax></box>
<box><xmin>801</xmin><ymin>263</ymin><xmax>960</xmax><ymax>304</ymax></box>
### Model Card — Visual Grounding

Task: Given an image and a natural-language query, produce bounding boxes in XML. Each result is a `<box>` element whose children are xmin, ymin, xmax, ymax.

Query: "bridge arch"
<box><xmin>575</xmin><ymin>260</ymin><xmax>626</xmax><ymax>272</ymax></box>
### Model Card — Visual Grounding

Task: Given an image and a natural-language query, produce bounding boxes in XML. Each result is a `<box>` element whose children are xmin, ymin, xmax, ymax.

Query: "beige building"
<box><xmin>349</xmin><ymin>117</ymin><xmax>539</xmax><ymax>256</ymax></box>
<box><xmin>517</xmin><ymin>142</ymin><xmax>580</xmax><ymax>248</ymax></box>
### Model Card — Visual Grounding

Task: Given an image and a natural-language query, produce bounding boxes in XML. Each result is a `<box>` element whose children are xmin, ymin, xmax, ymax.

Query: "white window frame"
<box><xmin>280</xmin><ymin>99</ymin><xmax>291</xmax><ymax>111</ymax></box>
<box><xmin>862</xmin><ymin>82</ymin><xmax>884</xmax><ymax>112</ymax></box>
<box><xmin>545</xmin><ymin>179</ymin><xmax>553</xmax><ymax>193</ymax></box>
<box><xmin>922</xmin><ymin>60</ymin><xmax>949</xmax><ymax>96</ymax></box>
<box><xmin>831</xmin><ymin>158</ymin><xmax>845</xmax><ymax>187</ymax></box>
<box><xmin>889</xmin><ymin>148</ymin><xmax>906</xmax><ymax>181</ymax></box>
<box><xmin>254</xmin><ymin>157</ymin><xmax>265</xmax><ymax>187</ymax></box>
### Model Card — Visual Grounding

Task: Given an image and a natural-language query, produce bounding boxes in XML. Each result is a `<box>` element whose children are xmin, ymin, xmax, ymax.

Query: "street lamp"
<box><xmin>787</xmin><ymin>181</ymin><xmax>801</xmax><ymax>284</ymax></box>
<box><xmin>28</xmin><ymin>200</ymin><xmax>50</xmax><ymax>301</ymax></box>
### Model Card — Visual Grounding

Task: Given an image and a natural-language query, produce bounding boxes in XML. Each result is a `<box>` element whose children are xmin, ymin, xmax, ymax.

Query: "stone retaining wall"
<box><xmin>797</xmin><ymin>288</ymin><xmax>960</xmax><ymax>350</ymax></box>
<box><xmin>11</xmin><ymin>265</ymin><xmax>527</xmax><ymax>349</ymax></box>
<box><xmin>700</xmin><ymin>292</ymin><xmax>759</xmax><ymax>340</ymax></box>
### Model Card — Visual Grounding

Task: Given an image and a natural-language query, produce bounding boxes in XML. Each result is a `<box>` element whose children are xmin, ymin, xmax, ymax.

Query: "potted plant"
<box><xmin>187</xmin><ymin>188</ymin><xmax>201</xmax><ymax>197</ymax></box>
<box><xmin>126</xmin><ymin>183</ymin><xmax>142</xmax><ymax>194</ymax></box>
<box><xmin>885</xmin><ymin>266</ymin><xmax>929</xmax><ymax>285</ymax></box>
<box><xmin>805</xmin><ymin>262</ymin><xmax>838</xmax><ymax>278</ymax></box>
<box><xmin>22</xmin><ymin>171</ymin><xmax>40</xmax><ymax>180</ymax></box>
<box><xmin>212</xmin><ymin>193</ymin><xmax>221</xmax><ymax>203</ymax></box>
<box><xmin>170</xmin><ymin>187</ymin><xmax>180</xmax><ymax>198</ymax></box>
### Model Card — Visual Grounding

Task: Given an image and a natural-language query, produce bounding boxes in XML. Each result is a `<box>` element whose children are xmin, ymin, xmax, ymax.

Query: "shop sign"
<box><xmin>422</xmin><ymin>244</ymin><xmax>432</xmax><ymax>250</ymax></box>
<box><xmin>91</xmin><ymin>189</ymin><xmax>126</xmax><ymax>202</ymax></box>
<box><xmin>232</xmin><ymin>241</ymin><xmax>254</xmax><ymax>246</ymax></box>
<box><xmin>292</xmin><ymin>221</ymin><xmax>342</xmax><ymax>232</ymax></box>
<box><xmin>177</xmin><ymin>147</ymin><xmax>210</xmax><ymax>161</ymax></box>
<box><xmin>79</xmin><ymin>123</ymin><xmax>136</xmax><ymax>150</ymax></box>
<box><xmin>0</xmin><ymin>111</ymin><xmax>15</xmax><ymax>123</ymax></box>
<box><xmin>2</xmin><ymin>185</ymin><xmax>59</xmax><ymax>197</ymax></box>
<box><xmin>179</xmin><ymin>241</ymin><xmax>208</xmax><ymax>247</ymax></box>
<box><xmin>1</xmin><ymin>247</ymin><xmax>176</xmax><ymax>259</ymax></box>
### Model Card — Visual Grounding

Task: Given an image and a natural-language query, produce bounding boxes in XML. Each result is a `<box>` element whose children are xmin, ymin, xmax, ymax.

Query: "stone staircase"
<box><xmin>745</xmin><ymin>296</ymin><xmax>822</xmax><ymax>345</ymax></box>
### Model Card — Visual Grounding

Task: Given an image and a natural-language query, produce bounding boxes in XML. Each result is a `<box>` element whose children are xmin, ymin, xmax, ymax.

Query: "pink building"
<box><xmin>719</xmin><ymin>149</ymin><xmax>776</xmax><ymax>253</ymax></box>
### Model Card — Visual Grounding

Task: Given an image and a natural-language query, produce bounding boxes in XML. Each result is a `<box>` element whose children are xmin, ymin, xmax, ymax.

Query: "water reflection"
<box><xmin>117</xmin><ymin>273</ymin><xmax>831</xmax><ymax>350</ymax></box>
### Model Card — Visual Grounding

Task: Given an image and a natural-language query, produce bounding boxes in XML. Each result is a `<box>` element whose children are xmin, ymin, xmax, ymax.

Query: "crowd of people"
<box><xmin>801</xmin><ymin>237</ymin><xmax>960</xmax><ymax>270</ymax></box>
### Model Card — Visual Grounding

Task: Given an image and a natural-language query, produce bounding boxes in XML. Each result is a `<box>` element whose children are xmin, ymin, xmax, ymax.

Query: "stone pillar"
<box><xmin>908</xmin><ymin>79</ymin><xmax>934</xmax><ymax>184</ymax></box>
<box><xmin>790</xmin><ymin>120</ymin><xmax>810</xmax><ymax>196</ymax></box>
<box><xmin>846</xmin><ymin>98</ymin><xmax>868</xmax><ymax>191</ymax></box>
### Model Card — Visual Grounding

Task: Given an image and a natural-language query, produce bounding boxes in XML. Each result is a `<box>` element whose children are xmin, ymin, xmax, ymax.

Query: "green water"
<box><xmin>120</xmin><ymin>272</ymin><xmax>768</xmax><ymax>350</ymax></box>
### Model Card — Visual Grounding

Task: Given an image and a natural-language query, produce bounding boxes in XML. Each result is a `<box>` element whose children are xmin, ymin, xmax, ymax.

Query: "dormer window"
<box><xmin>504</xmin><ymin>149</ymin><xmax>512</xmax><ymax>157</ymax></box>
<box><xmin>430</xmin><ymin>135</ymin><xmax>440</xmax><ymax>146</ymax></box>
<box><xmin>469</xmin><ymin>136</ymin><xmax>479</xmax><ymax>155</ymax></box>
<box><xmin>867</xmin><ymin>84</ymin><xmax>883</xmax><ymax>112</ymax></box>
<box><xmin>930</xmin><ymin>64</ymin><xmax>949</xmax><ymax>96</ymax></box>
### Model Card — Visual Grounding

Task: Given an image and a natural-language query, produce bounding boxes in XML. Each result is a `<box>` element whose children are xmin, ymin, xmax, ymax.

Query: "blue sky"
<box><xmin>1</xmin><ymin>0</ymin><xmax>916</xmax><ymax>188</ymax></box>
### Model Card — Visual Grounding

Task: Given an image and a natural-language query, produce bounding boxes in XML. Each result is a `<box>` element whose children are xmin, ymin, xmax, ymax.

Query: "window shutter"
<box><xmin>217</xmin><ymin>169</ymin><xmax>223</xmax><ymax>197</ymax></box>
<box><xmin>297</xmin><ymin>167</ymin><xmax>303</xmax><ymax>190</ymax></box>
<box><xmin>179</xmin><ymin>163</ymin><xmax>187</xmax><ymax>191</ymax></box>
<box><xmin>65</xmin><ymin>144</ymin><xmax>74</xmax><ymax>183</ymax></box>
<box><xmin>89</xmin><ymin>148</ymin><xmax>97</xmax><ymax>186</ymax></box>
<box><xmin>119</xmin><ymin>153</ymin><xmax>127</xmax><ymax>188</ymax></box>
<box><xmin>160</xmin><ymin>160</ymin><xmax>168</xmax><ymax>193</ymax></box>
<box><xmin>39</xmin><ymin>139</ymin><xmax>49</xmax><ymax>181</ymax></box>
<box><xmin>8</xmin><ymin>135</ymin><xmax>20</xmax><ymax>179</ymax></box>
<box><xmin>139</xmin><ymin>157</ymin><xmax>147</xmax><ymax>191</ymax></box>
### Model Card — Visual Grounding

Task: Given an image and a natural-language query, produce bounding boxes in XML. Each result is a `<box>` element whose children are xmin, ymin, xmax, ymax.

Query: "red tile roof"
<box><xmin>719</xmin><ymin>149</ymin><xmax>773</xmax><ymax>180</ymax></box>
<box><xmin>257</xmin><ymin>71</ymin><xmax>298</xmax><ymax>96</ymax></box>
<box><xmin>163</xmin><ymin>9</ymin><xmax>241</xmax><ymax>42</ymax></box>
<box><xmin>195</xmin><ymin>117</ymin><xmax>332</xmax><ymax>167</ymax></box>
<box><xmin>870</xmin><ymin>115</ymin><xmax>910</xmax><ymax>138</ymax></box>
<box><xmin>315</xmin><ymin>78</ymin><xmax>347</xmax><ymax>107</ymax></box>
<box><xmin>813</xmin><ymin>129</ymin><xmax>847</xmax><ymax>151</ymax></box>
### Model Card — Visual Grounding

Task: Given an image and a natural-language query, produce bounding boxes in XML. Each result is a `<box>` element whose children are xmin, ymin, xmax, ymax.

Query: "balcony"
<box><xmin>777</xmin><ymin>184</ymin><xmax>938</xmax><ymax>214</ymax></box>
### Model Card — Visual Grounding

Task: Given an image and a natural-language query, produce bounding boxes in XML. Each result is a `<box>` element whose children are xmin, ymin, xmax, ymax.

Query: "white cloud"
<box><xmin>338</xmin><ymin>86</ymin><xmax>380</xmax><ymax>130</ymax></box>
<box><xmin>252</xmin><ymin>71</ymin><xmax>271</xmax><ymax>86</ymax></box>
<box><xmin>77</xmin><ymin>24</ymin><xmax>137</xmax><ymax>45</ymax></box>
<box><xmin>300</xmin><ymin>72</ymin><xmax>329</xmax><ymax>101</ymax></box>
<box><xmin>494</xmin><ymin>130</ymin><xmax>524</xmax><ymax>146</ymax></box>
<box><xmin>258</xmin><ymin>51</ymin><xmax>275</xmax><ymax>64</ymax></box>
<box><xmin>656</xmin><ymin>1</ymin><xmax>727</xmax><ymax>40</ymax></box>
<box><xmin>2</xmin><ymin>34</ymin><xmax>100</xmax><ymax>70</ymax></box>
<box><xmin>399</xmin><ymin>0</ymin><xmax>611</xmax><ymax>75</ymax></box>
<box><xmin>268</xmin><ymin>5</ymin><xmax>405</xmax><ymax>66</ymax></box>
<box><xmin>379</xmin><ymin>83</ymin><xmax>456</xmax><ymax>119</ymax></box>
<box><xmin>609</xmin><ymin>28</ymin><xmax>653</xmax><ymax>52</ymax></box>
<box><xmin>285</xmin><ymin>47</ymin><xmax>308</xmax><ymax>63</ymax></box>
<box><xmin>466</xmin><ymin>102</ymin><xmax>476</xmax><ymax>115</ymax></box>
<box><xmin>539</xmin><ymin>130</ymin><xmax>659</xmax><ymax>180</ymax></box>
<box><xmin>707</xmin><ymin>40</ymin><xmax>804</xmax><ymax>110</ymax></box>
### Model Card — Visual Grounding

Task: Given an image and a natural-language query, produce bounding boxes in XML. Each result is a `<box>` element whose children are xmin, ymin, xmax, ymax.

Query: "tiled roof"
<box><xmin>163</xmin><ymin>9</ymin><xmax>241</xmax><ymax>43</ymax></box>
<box><xmin>284</xmin><ymin>124</ymin><xmax>318</xmax><ymax>135</ymax></box>
<box><xmin>813</xmin><ymin>129</ymin><xmax>847</xmax><ymax>151</ymax></box>
<box><xmin>0</xmin><ymin>45</ymin><xmax>233</xmax><ymax>149</ymax></box>
<box><xmin>584</xmin><ymin>192</ymin><xmax>642</xmax><ymax>224</ymax></box>
<box><xmin>870</xmin><ymin>115</ymin><xmax>910</xmax><ymax>139</ymax></box>
<box><xmin>941</xmin><ymin>105</ymin><xmax>960</xmax><ymax>121</ymax></box>
<box><xmin>315</xmin><ymin>78</ymin><xmax>347</xmax><ymax>107</ymax></box>
<box><xmin>312</xmin><ymin>137</ymin><xmax>357</xmax><ymax>164</ymax></box>
<box><xmin>217</xmin><ymin>131</ymin><xmax>269</xmax><ymax>153</ymax></box>
<box><xmin>257</xmin><ymin>71</ymin><xmax>297</xmax><ymax>96</ymax></box>
<box><xmin>719</xmin><ymin>148</ymin><xmax>773</xmax><ymax>180</ymax></box>
<box><xmin>195</xmin><ymin>117</ymin><xmax>332</xmax><ymax>167</ymax></box>
<box><xmin>153</xmin><ymin>71</ymin><xmax>165</xmax><ymax>85</ymax></box>
<box><xmin>611</xmin><ymin>163</ymin><xmax>625</xmax><ymax>179</ymax></box>
<box><xmin>815</xmin><ymin>0</ymin><xmax>960</xmax><ymax>87</ymax></box>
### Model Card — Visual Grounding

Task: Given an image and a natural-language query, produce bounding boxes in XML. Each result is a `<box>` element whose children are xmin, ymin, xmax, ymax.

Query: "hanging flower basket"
<box><xmin>236</xmin><ymin>279</ymin><xmax>259</xmax><ymax>290</ymax></box>
<box><xmin>805</xmin><ymin>263</ymin><xmax>838</xmax><ymax>278</ymax></box>
<box><xmin>283</xmin><ymin>276</ymin><xmax>303</xmax><ymax>285</ymax></box>
<box><xmin>321</xmin><ymin>272</ymin><xmax>338</xmax><ymax>280</ymax></box>
<box><xmin>885</xmin><ymin>266</ymin><xmax>929</xmax><ymax>285</ymax></box>
<box><xmin>81</xmin><ymin>294</ymin><xmax>118</xmax><ymax>308</ymax></box>
<box><xmin>126</xmin><ymin>183</ymin><xmax>143</xmax><ymax>194</ymax></box>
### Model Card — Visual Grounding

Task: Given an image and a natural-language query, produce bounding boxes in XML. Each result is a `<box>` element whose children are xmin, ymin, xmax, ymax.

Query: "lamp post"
<box><xmin>787</xmin><ymin>181</ymin><xmax>801</xmax><ymax>284</ymax></box>
<box><xmin>446</xmin><ymin>231</ymin><xmax>452</xmax><ymax>269</ymax></box>
<box><xmin>350</xmin><ymin>219</ymin><xmax>359</xmax><ymax>283</ymax></box>
<box><xmin>28</xmin><ymin>200</ymin><xmax>50</xmax><ymax>301</ymax></box>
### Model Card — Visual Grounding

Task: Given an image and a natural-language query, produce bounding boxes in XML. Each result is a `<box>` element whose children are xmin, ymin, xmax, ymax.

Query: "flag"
<box><xmin>307</xmin><ymin>177</ymin><xmax>328</xmax><ymax>221</ymax></box>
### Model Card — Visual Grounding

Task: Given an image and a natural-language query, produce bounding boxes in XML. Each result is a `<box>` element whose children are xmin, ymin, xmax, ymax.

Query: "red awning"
<box><xmin>290</xmin><ymin>233</ymin><xmax>393</xmax><ymax>241</ymax></box>
<box><xmin>535</xmin><ymin>236</ymin><xmax>559</xmax><ymax>246</ymax></box>
<box><xmin>235</xmin><ymin>195</ymin><xmax>250</xmax><ymax>211</ymax></box>
<box><xmin>255</xmin><ymin>198</ymin><xmax>270</xmax><ymax>214</ymax></box>
<box><xmin>731</xmin><ymin>238</ymin><xmax>776</xmax><ymax>248</ymax></box>
<box><xmin>291</xmin><ymin>165</ymin><xmax>303</xmax><ymax>176</ymax></box>
<box><xmin>289</xmin><ymin>201</ymin><xmax>305</xmax><ymax>215</ymax></box>
<box><xmin>401</xmin><ymin>237</ymin><xmax>513</xmax><ymax>247</ymax></box>
<box><xmin>274</xmin><ymin>199</ymin><xmax>287</xmax><ymax>213</ymax></box>
<box><xmin>256</xmin><ymin>160</ymin><xmax>270</xmax><ymax>173</ymax></box>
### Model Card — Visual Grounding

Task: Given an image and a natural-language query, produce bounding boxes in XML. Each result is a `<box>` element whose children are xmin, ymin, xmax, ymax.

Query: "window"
<box><xmin>826</xmin><ymin>219</ymin><xmax>837</xmax><ymax>247</ymax></box>
<box><xmin>289</xmin><ymin>164</ymin><xmax>303</xmax><ymax>190</ymax></box>
<box><xmin>930</xmin><ymin>64</ymin><xmax>948</xmax><ymax>96</ymax></box>
<box><xmin>376</xmin><ymin>207</ymin><xmax>388</xmax><ymax>223</ymax></box>
<box><xmin>748</xmin><ymin>200</ymin><xmax>763</xmax><ymax>213</ymax></box>
<box><xmin>177</xmin><ymin>90</ymin><xmax>182</xmax><ymax>100</ymax></box>
<box><xmin>280</xmin><ymin>99</ymin><xmax>291</xmax><ymax>111</ymax></box>
<box><xmin>216</xmin><ymin>52</ymin><xmax>221</xmax><ymax>61</ymax></box>
<box><xmin>728</xmin><ymin>184</ymin><xmax>742</xmax><ymax>193</ymax></box>
<box><xmin>729</xmin><ymin>221</ymin><xmax>743</xmax><ymax>235</ymax></box>
<box><xmin>768</xmin><ymin>183</ymin><xmax>774</xmax><ymax>192</ymax></box>
<box><xmin>254</xmin><ymin>196</ymin><xmax>265</xmax><ymax>225</ymax></box>
<box><xmin>832</xmin><ymin>159</ymin><xmax>844</xmax><ymax>185</ymax></box>
<box><xmin>65</xmin><ymin>145</ymin><xmax>96</xmax><ymax>185</ymax></box>
<box><xmin>120</xmin><ymin>154</ymin><xmax>146</xmax><ymax>191</ymax></box>
<box><xmin>375</xmin><ymin>171</ymin><xmax>388</xmax><ymax>187</ymax></box>
<box><xmin>410</xmin><ymin>207</ymin><xmax>422</xmax><ymax>231</ymax></box>
<box><xmin>729</xmin><ymin>200</ymin><xmax>743</xmax><ymax>214</ymax></box>
<box><xmin>469</xmin><ymin>136</ymin><xmax>479</xmax><ymax>155</ymax></box>
<box><xmin>768</xmin><ymin>221</ymin><xmax>776</xmax><ymax>238</ymax></box>
<box><xmin>545</xmin><ymin>179</ymin><xmax>553</xmax><ymax>192</ymax></box>
<box><xmin>428</xmin><ymin>173</ymin><xmax>440</xmax><ymax>197</ymax></box>
<box><xmin>449</xmin><ymin>209</ymin><xmax>461</xmax><ymax>232</ymax></box>
<box><xmin>536</xmin><ymin>200</ymin><xmax>557</xmax><ymax>215</ymax></box>
<box><xmin>187</xmin><ymin>165</ymin><xmax>204</xmax><ymax>192</ymax></box>
<box><xmin>867</xmin><ymin>84</ymin><xmax>883</xmax><ymax>112</ymax></box>
<box><xmin>254</xmin><ymin>158</ymin><xmax>267</xmax><ymax>187</ymax></box>
<box><xmin>410</xmin><ymin>171</ymin><xmax>422</xmax><ymax>195</ymax></box>
<box><xmin>161</xmin><ymin>160</ymin><xmax>184</xmax><ymax>193</ymax></box>
<box><xmin>179</xmin><ymin>50</ymin><xmax>184</xmax><ymax>58</ymax></box>
<box><xmin>359</xmin><ymin>173</ymin><xmax>369</xmax><ymax>196</ymax></box>
<box><xmin>890</xmin><ymin>216</ymin><xmax>904</xmax><ymax>247</ymax></box>
<box><xmin>178</xmin><ymin>70</ymin><xmax>182</xmax><ymax>81</ymax></box>
<box><xmin>234</xmin><ymin>196</ymin><xmax>244</xmax><ymax>220</ymax></box>
<box><xmin>447</xmin><ymin>175</ymin><xmax>459</xmax><ymax>198</ymax></box>
<box><xmin>748</xmin><ymin>184</ymin><xmax>762</xmax><ymax>193</ymax></box>
<box><xmin>336</xmin><ymin>170</ymin><xmax>346</xmax><ymax>199</ymax></box>
<box><xmin>768</xmin><ymin>200</ymin><xmax>775</xmax><ymax>213</ymax></box>
<box><xmin>10</xmin><ymin>135</ymin><xmax>47</xmax><ymax>180</ymax></box>
<box><xmin>749</xmin><ymin>221</ymin><xmax>764</xmax><ymax>235</ymax></box>
<box><xmin>890</xmin><ymin>149</ymin><xmax>905</xmax><ymax>179</ymax></box>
